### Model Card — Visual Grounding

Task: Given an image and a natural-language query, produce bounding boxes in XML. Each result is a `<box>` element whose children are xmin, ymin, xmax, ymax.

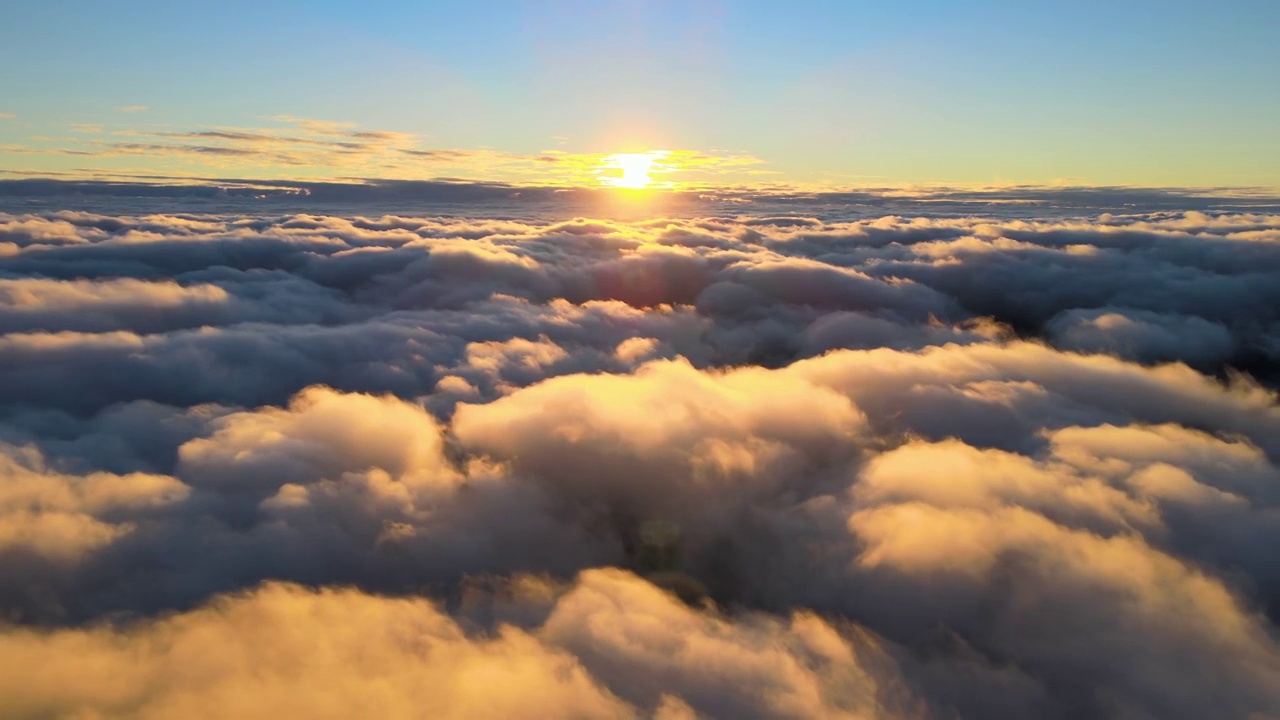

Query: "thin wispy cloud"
<box><xmin>0</xmin><ymin>117</ymin><xmax>770</xmax><ymax>187</ymax></box>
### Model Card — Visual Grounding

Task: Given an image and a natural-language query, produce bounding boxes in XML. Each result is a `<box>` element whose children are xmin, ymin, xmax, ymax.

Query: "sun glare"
<box><xmin>601</xmin><ymin>152</ymin><xmax>665</xmax><ymax>189</ymax></box>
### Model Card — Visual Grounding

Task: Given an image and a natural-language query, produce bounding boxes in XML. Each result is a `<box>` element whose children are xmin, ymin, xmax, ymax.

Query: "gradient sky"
<box><xmin>2</xmin><ymin>0</ymin><xmax>1277</xmax><ymax>188</ymax></box>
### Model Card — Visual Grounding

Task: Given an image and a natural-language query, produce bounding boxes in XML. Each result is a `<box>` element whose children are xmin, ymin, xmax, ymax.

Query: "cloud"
<box><xmin>0</xmin><ymin>579</ymin><xmax>637</xmax><ymax>720</ymax></box>
<box><xmin>1046</xmin><ymin>307</ymin><xmax>1237</xmax><ymax>366</ymax></box>
<box><xmin>0</xmin><ymin>202</ymin><xmax>1277</xmax><ymax>718</ymax></box>
<box><xmin>113</xmin><ymin>105</ymin><xmax>148</xmax><ymax>113</ymax></box>
<box><xmin>0</xmin><ymin>443</ymin><xmax>187</xmax><ymax>563</ymax></box>
<box><xmin>0</xmin><ymin>277</ymin><xmax>233</xmax><ymax>333</ymax></box>
<box><xmin>0</xmin><ymin>570</ymin><xmax>922</xmax><ymax>720</ymax></box>
<box><xmin>0</xmin><ymin>117</ymin><xmax>768</xmax><ymax>187</ymax></box>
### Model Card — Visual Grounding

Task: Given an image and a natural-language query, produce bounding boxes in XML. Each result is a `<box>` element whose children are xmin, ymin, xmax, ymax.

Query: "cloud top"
<box><xmin>0</xmin><ymin>203</ymin><xmax>1278</xmax><ymax>718</ymax></box>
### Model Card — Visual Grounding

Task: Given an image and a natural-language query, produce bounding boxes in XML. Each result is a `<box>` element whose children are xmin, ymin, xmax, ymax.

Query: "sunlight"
<box><xmin>600</xmin><ymin>152</ymin><xmax>666</xmax><ymax>189</ymax></box>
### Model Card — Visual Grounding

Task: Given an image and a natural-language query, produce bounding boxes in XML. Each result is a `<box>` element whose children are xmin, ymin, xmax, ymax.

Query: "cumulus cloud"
<box><xmin>0</xmin><ymin>443</ymin><xmax>187</xmax><ymax>563</ymax></box>
<box><xmin>1046</xmin><ymin>307</ymin><xmax>1236</xmax><ymax>366</ymax></box>
<box><xmin>0</xmin><ymin>200</ymin><xmax>1278</xmax><ymax>718</ymax></box>
<box><xmin>0</xmin><ymin>571</ymin><xmax>922</xmax><ymax>720</ymax></box>
<box><xmin>0</xmin><ymin>579</ymin><xmax>636</xmax><ymax>720</ymax></box>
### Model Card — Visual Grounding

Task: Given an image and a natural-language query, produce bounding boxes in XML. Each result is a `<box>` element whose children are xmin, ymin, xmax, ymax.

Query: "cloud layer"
<box><xmin>1</xmin><ymin>204</ymin><xmax>1278</xmax><ymax>718</ymax></box>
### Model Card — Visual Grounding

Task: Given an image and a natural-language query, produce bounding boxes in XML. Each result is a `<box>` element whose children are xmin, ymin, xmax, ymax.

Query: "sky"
<box><xmin>2</xmin><ymin>0</ymin><xmax>1278</xmax><ymax>189</ymax></box>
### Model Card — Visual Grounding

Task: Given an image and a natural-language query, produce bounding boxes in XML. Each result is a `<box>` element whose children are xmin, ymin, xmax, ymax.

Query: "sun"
<box><xmin>611</xmin><ymin>153</ymin><xmax>654</xmax><ymax>189</ymax></box>
<box><xmin>600</xmin><ymin>152</ymin><xmax>665</xmax><ymax>189</ymax></box>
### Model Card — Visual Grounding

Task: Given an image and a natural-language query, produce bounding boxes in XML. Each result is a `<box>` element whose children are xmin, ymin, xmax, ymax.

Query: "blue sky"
<box><xmin>2</xmin><ymin>0</ymin><xmax>1277</xmax><ymax>187</ymax></box>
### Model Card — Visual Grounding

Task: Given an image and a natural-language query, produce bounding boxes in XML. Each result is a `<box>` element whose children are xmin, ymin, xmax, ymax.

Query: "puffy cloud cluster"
<box><xmin>1</xmin><ymin>205</ymin><xmax>1279</xmax><ymax>718</ymax></box>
